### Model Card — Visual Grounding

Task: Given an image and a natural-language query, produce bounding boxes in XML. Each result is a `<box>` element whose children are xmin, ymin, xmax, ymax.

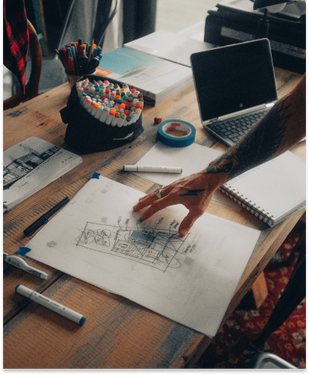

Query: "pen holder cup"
<box><xmin>60</xmin><ymin>75</ymin><xmax>144</xmax><ymax>154</ymax></box>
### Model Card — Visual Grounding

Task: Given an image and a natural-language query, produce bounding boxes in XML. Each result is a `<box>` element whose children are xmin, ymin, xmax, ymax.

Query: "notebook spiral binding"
<box><xmin>219</xmin><ymin>183</ymin><xmax>275</xmax><ymax>226</ymax></box>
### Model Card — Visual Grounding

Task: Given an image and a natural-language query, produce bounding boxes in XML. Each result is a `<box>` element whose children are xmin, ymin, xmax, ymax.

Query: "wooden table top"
<box><xmin>3</xmin><ymin>67</ymin><xmax>305</xmax><ymax>369</ymax></box>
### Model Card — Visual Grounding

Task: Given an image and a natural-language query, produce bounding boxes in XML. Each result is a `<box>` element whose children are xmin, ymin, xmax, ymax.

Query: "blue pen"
<box><xmin>67</xmin><ymin>47</ymin><xmax>73</xmax><ymax>58</ymax></box>
<box><xmin>69</xmin><ymin>46</ymin><xmax>79</xmax><ymax>75</ymax></box>
<box><xmin>92</xmin><ymin>47</ymin><xmax>98</xmax><ymax>58</ymax></box>
<box><xmin>72</xmin><ymin>42</ymin><xmax>78</xmax><ymax>56</ymax></box>
<box><xmin>95</xmin><ymin>47</ymin><xmax>102</xmax><ymax>57</ymax></box>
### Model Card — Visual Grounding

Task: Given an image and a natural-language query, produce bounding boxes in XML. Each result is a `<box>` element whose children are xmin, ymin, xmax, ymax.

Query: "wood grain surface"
<box><xmin>3</xmin><ymin>69</ymin><xmax>305</xmax><ymax>369</ymax></box>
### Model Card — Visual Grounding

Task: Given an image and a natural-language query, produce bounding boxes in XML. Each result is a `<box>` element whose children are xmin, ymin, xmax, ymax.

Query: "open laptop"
<box><xmin>190</xmin><ymin>39</ymin><xmax>278</xmax><ymax>147</ymax></box>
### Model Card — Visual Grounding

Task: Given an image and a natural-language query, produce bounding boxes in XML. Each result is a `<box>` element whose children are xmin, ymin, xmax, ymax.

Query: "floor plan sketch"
<box><xmin>26</xmin><ymin>175</ymin><xmax>261</xmax><ymax>337</ymax></box>
<box><xmin>77</xmin><ymin>217</ymin><xmax>195</xmax><ymax>272</ymax></box>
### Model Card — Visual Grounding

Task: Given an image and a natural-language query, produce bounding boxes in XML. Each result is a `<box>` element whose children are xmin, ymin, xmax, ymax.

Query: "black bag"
<box><xmin>60</xmin><ymin>75</ymin><xmax>144</xmax><ymax>153</ymax></box>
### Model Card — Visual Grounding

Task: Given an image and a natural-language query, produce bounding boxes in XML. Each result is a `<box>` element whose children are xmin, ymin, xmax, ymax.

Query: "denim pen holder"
<box><xmin>60</xmin><ymin>75</ymin><xmax>144</xmax><ymax>153</ymax></box>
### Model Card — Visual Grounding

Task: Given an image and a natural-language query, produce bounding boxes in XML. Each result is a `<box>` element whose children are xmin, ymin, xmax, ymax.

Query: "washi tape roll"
<box><xmin>157</xmin><ymin>120</ymin><xmax>196</xmax><ymax>147</ymax></box>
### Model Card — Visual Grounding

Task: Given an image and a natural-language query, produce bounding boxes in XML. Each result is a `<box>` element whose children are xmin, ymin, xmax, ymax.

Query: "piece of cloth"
<box><xmin>3</xmin><ymin>0</ymin><xmax>29</xmax><ymax>94</ymax></box>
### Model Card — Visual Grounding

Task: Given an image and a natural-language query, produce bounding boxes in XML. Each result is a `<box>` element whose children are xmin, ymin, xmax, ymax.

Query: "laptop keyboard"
<box><xmin>206</xmin><ymin>109</ymin><xmax>269</xmax><ymax>145</ymax></box>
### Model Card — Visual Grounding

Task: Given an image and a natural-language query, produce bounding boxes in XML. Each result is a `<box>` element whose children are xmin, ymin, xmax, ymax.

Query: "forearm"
<box><xmin>133</xmin><ymin>75</ymin><xmax>305</xmax><ymax>237</ymax></box>
<box><xmin>205</xmin><ymin>74</ymin><xmax>306</xmax><ymax>185</ymax></box>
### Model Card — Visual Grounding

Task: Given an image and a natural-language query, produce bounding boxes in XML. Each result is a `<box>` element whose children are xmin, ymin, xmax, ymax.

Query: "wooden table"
<box><xmin>3</xmin><ymin>68</ymin><xmax>305</xmax><ymax>369</ymax></box>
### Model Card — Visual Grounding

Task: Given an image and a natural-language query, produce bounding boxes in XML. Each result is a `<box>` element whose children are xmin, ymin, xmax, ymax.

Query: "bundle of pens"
<box><xmin>76</xmin><ymin>77</ymin><xmax>144</xmax><ymax>127</ymax></box>
<box><xmin>57</xmin><ymin>40</ymin><xmax>102</xmax><ymax>76</ymax></box>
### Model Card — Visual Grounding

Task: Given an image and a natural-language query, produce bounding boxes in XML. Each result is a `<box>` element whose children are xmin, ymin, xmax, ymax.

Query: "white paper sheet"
<box><xmin>134</xmin><ymin>142</ymin><xmax>237</xmax><ymax>208</ymax></box>
<box><xmin>27</xmin><ymin>175</ymin><xmax>260</xmax><ymax>337</ymax></box>
<box><xmin>134</xmin><ymin>142</ymin><xmax>224</xmax><ymax>185</ymax></box>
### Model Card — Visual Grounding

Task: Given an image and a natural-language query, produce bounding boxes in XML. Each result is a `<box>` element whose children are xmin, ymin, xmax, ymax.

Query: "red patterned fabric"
<box><xmin>3</xmin><ymin>0</ymin><xmax>29</xmax><ymax>94</ymax></box>
<box><xmin>196</xmin><ymin>226</ymin><xmax>306</xmax><ymax>369</ymax></box>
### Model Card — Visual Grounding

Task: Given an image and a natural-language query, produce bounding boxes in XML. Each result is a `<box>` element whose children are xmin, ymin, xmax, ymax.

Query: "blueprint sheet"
<box><xmin>27</xmin><ymin>175</ymin><xmax>260</xmax><ymax>337</ymax></box>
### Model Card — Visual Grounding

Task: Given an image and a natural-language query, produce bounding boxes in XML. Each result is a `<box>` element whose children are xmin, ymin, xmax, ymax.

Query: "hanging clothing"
<box><xmin>3</xmin><ymin>0</ymin><xmax>29</xmax><ymax>94</ymax></box>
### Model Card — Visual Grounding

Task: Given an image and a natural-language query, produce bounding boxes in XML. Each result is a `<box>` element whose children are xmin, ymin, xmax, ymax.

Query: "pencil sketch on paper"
<box><xmin>76</xmin><ymin>216</ymin><xmax>197</xmax><ymax>272</ymax></box>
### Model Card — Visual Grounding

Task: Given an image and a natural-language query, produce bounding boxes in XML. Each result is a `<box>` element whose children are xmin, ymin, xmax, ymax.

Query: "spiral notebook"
<box><xmin>219</xmin><ymin>151</ymin><xmax>306</xmax><ymax>227</ymax></box>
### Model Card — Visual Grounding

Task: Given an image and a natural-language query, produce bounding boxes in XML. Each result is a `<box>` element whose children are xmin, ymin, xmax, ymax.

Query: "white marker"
<box><xmin>76</xmin><ymin>85</ymin><xmax>84</xmax><ymax>98</ymax></box>
<box><xmin>122</xmin><ymin>165</ymin><xmax>183</xmax><ymax>173</ymax></box>
<box><xmin>80</xmin><ymin>93</ymin><xmax>89</xmax><ymax>108</ymax></box>
<box><xmin>105</xmin><ymin>110</ymin><xmax>114</xmax><ymax>125</ymax></box>
<box><xmin>111</xmin><ymin>113</ymin><xmax>119</xmax><ymax>126</ymax></box>
<box><xmin>4</xmin><ymin>253</ymin><xmax>48</xmax><ymax>279</ymax></box>
<box><xmin>100</xmin><ymin>106</ymin><xmax>110</xmax><ymax>122</ymax></box>
<box><xmin>94</xmin><ymin>104</ymin><xmax>104</xmax><ymax>119</ymax></box>
<box><xmin>15</xmin><ymin>284</ymin><xmax>86</xmax><ymax>326</ymax></box>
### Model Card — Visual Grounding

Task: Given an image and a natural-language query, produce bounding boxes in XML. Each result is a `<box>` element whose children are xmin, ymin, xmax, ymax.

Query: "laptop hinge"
<box><xmin>203</xmin><ymin>103</ymin><xmax>275</xmax><ymax>126</ymax></box>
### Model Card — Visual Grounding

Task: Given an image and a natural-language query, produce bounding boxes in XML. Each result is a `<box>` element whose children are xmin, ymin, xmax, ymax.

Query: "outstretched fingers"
<box><xmin>178</xmin><ymin>209</ymin><xmax>204</xmax><ymax>237</ymax></box>
<box><xmin>133</xmin><ymin>192</ymin><xmax>158</xmax><ymax>212</ymax></box>
<box><xmin>133</xmin><ymin>184</ymin><xmax>173</xmax><ymax>212</ymax></box>
<box><xmin>138</xmin><ymin>195</ymin><xmax>175</xmax><ymax>221</ymax></box>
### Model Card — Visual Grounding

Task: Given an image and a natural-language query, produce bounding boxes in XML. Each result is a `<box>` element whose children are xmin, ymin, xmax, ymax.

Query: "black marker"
<box><xmin>24</xmin><ymin>197</ymin><xmax>70</xmax><ymax>236</ymax></box>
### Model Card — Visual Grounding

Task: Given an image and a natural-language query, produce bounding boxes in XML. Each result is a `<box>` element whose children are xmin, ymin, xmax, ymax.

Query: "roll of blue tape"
<box><xmin>157</xmin><ymin>120</ymin><xmax>196</xmax><ymax>147</ymax></box>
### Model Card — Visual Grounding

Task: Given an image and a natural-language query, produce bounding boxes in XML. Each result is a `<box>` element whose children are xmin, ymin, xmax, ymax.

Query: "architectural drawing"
<box><xmin>3</xmin><ymin>143</ymin><xmax>60</xmax><ymax>190</ymax></box>
<box><xmin>77</xmin><ymin>216</ymin><xmax>196</xmax><ymax>272</ymax></box>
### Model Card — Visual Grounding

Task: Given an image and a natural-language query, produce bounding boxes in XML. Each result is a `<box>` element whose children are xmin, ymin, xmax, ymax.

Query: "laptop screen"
<box><xmin>190</xmin><ymin>39</ymin><xmax>278</xmax><ymax>122</ymax></box>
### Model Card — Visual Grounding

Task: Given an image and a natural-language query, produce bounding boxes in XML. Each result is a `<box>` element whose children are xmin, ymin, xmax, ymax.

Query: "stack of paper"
<box><xmin>124</xmin><ymin>30</ymin><xmax>215</xmax><ymax>67</ymax></box>
<box><xmin>96</xmin><ymin>47</ymin><xmax>193</xmax><ymax>106</ymax></box>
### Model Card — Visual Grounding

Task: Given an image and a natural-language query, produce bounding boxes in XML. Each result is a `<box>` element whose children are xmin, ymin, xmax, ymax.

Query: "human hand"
<box><xmin>133</xmin><ymin>170</ymin><xmax>226</xmax><ymax>237</ymax></box>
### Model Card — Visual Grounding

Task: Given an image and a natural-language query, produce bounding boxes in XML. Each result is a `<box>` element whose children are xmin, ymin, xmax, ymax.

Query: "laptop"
<box><xmin>190</xmin><ymin>39</ymin><xmax>278</xmax><ymax>147</ymax></box>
